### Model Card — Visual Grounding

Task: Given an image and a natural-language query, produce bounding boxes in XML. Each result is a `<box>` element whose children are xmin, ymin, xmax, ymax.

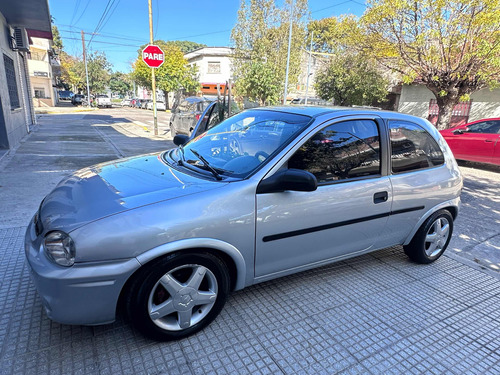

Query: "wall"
<box><xmin>0</xmin><ymin>12</ymin><xmax>31</xmax><ymax>150</ymax></box>
<box><xmin>185</xmin><ymin>48</ymin><xmax>233</xmax><ymax>85</ymax></box>
<box><xmin>399</xmin><ymin>84</ymin><xmax>500</xmax><ymax>122</ymax></box>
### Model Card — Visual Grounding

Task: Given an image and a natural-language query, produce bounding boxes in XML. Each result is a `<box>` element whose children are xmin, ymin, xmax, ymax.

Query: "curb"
<box><xmin>35</xmin><ymin>108</ymin><xmax>98</xmax><ymax>114</ymax></box>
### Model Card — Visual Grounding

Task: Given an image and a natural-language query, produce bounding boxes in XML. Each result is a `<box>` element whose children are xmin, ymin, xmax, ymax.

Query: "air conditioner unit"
<box><xmin>10</xmin><ymin>27</ymin><xmax>30</xmax><ymax>52</ymax></box>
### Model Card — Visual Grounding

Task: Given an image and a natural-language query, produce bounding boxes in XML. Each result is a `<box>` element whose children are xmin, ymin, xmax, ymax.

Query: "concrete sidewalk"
<box><xmin>0</xmin><ymin>114</ymin><xmax>499</xmax><ymax>374</ymax></box>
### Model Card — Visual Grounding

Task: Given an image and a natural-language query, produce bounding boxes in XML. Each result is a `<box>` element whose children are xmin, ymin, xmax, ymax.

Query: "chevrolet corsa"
<box><xmin>25</xmin><ymin>107</ymin><xmax>462</xmax><ymax>341</ymax></box>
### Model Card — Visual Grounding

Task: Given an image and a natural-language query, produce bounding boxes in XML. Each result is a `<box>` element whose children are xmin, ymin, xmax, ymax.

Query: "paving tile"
<box><xmin>260</xmin><ymin>319</ymin><xmax>357</xmax><ymax>374</ymax></box>
<box><xmin>1</xmin><ymin>225</ymin><xmax>500</xmax><ymax>374</ymax></box>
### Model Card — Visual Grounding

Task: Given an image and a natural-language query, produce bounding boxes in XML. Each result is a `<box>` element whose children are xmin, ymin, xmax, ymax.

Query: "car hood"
<box><xmin>39</xmin><ymin>152</ymin><xmax>225</xmax><ymax>232</ymax></box>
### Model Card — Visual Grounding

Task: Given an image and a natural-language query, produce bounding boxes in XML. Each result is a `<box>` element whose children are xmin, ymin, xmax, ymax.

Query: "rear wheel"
<box><xmin>126</xmin><ymin>252</ymin><xmax>230</xmax><ymax>341</ymax></box>
<box><xmin>404</xmin><ymin>210</ymin><xmax>453</xmax><ymax>264</ymax></box>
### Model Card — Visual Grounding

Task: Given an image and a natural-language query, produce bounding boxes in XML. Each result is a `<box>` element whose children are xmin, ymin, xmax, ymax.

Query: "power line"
<box><xmin>88</xmin><ymin>0</ymin><xmax>117</xmax><ymax>47</ymax></box>
<box><xmin>62</xmin><ymin>36</ymin><xmax>141</xmax><ymax>48</ymax></box>
<box><xmin>60</xmin><ymin>29</ymin><xmax>148</xmax><ymax>44</ymax></box>
<box><xmin>73</xmin><ymin>0</ymin><xmax>93</xmax><ymax>26</ymax></box>
<box><xmin>311</xmin><ymin>0</ymin><xmax>355</xmax><ymax>14</ymax></box>
<box><xmin>69</xmin><ymin>0</ymin><xmax>82</xmax><ymax>26</ymax></box>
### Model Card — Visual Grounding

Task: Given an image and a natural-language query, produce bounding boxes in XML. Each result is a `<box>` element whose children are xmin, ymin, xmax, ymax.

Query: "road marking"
<box><xmin>132</xmin><ymin>121</ymin><xmax>150</xmax><ymax>132</ymax></box>
<box><xmin>147</xmin><ymin>120</ymin><xmax>167</xmax><ymax>126</ymax></box>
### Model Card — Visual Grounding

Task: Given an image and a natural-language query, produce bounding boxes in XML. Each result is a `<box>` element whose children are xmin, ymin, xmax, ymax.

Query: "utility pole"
<box><xmin>148</xmin><ymin>0</ymin><xmax>158</xmax><ymax>135</ymax></box>
<box><xmin>227</xmin><ymin>79</ymin><xmax>232</xmax><ymax>116</ymax></box>
<box><xmin>283</xmin><ymin>0</ymin><xmax>294</xmax><ymax>105</ymax></box>
<box><xmin>304</xmin><ymin>31</ymin><xmax>314</xmax><ymax>105</ymax></box>
<box><xmin>81</xmin><ymin>30</ymin><xmax>91</xmax><ymax>108</ymax></box>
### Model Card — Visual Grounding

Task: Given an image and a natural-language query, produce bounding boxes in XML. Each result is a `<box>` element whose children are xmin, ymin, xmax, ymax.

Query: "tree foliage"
<box><xmin>109</xmin><ymin>72</ymin><xmax>132</xmax><ymax>96</ymax></box>
<box><xmin>231</xmin><ymin>0</ymin><xmax>308</xmax><ymax>105</ymax></box>
<box><xmin>315</xmin><ymin>54</ymin><xmax>389</xmax><ymax>106</ymax></box>
<box><xmin>167</xmin><ymin>40</ymin><xmax>206</xmax><ymax>53</ymax></box>
<box><xmin>132</xmin><ymin>40</ymin><xmax>199</xmax><ymax>105</ymax></box>
<box><xmin>85</xmin><ymin>51</ymin><xmax>112</xmax><ymax>94</ymax></box>
<box><xmin>360</xmin><ymin>0</ymin><xmax>500</xmax><ymax>129</ymax></box>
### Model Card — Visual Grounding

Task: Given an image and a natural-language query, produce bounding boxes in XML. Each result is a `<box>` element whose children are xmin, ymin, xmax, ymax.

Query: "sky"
<box><xmin>49</xmin><ymin>0</ymin><xmax>367</xmax><ymax>73</ymax></box>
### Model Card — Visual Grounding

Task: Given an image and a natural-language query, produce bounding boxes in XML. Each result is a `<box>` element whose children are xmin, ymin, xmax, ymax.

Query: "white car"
<box><xmin>96</xmin><ymin>95</ymin><xmax>112</xmax><ymax>108</ymax></box>
<box><xmin>147</xmin><ymin>101</ymin><xmax>166</xmax><ymax>111</ymax></box>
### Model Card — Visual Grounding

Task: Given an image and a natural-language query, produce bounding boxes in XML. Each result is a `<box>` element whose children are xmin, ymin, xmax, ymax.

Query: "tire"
<box><xmin>126</xmin><ymin>252</ymin><xmax>230</xmax><ymax>341</ymax></box>
<box><xmin>404</xmin><ymin>209</ymin><xmax>454</xmax><ymax>264</ymax></box>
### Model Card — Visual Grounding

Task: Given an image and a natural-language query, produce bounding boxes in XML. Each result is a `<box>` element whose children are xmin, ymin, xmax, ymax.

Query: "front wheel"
<box><xmin>126</xmin><ymin>252</ymin><xmax>230</xmax><ymax>341</ymax></box>
<box><xmin>404</xmin><ymin>209</ymin><xmax>454</xmax><ymax>264</ymax></box>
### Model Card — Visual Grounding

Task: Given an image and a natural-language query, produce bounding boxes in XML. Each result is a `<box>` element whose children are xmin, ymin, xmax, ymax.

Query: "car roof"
<box><xmin>253</xmin><ymin>105</ymin><xmax>388</xmax><ymax>118</ymax></box>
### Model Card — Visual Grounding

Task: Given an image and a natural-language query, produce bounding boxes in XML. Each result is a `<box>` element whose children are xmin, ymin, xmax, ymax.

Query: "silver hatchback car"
<box><xmin>25</xmin><ymin>107</ymin><xmax>462</xmax><ymax>341</ymax></box>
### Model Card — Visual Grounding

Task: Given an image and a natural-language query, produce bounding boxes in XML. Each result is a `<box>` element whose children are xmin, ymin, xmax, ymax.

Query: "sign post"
<box><xmin>145</xmin><ymin>0</ymin><xmax>164</xmax><ymax>135</ymax></box>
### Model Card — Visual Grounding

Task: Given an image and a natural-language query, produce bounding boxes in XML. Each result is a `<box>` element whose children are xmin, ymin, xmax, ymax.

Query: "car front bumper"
<box><xmin>24</xmin><ymin>218</ymin><xmax>141</xmax><ymax>325</ymax></box>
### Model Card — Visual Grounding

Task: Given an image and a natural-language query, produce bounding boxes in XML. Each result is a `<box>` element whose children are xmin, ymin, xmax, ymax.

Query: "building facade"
<box><xmin>0</xmin><ymin>1</ymin><xmax>52</xmax><ymax>153</ymax></box>
<box><xmin>398</xmin><ymin>85</ymin><xmax>500</xmax><ymax>126</ymax></box>
<box><xmin>184</xmin><ymin>47</ymin><xmax>234</xmax><ymax>96</ymax></box>
<box><xmin>27</xmin><ymin>35</ymin><xmax>58</xmax><ymax>107</ymax></box>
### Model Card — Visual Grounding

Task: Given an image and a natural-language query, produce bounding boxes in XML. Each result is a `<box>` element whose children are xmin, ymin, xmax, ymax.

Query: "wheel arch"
<box><xmin>116</xmin><ymin>238</ymin><xmax>247</xmax><ymax>317</ymax></box>
<box><xmin>403</xmin><ymin>198</ymin><xmax>460</xmax><ymax>246</ymax></box>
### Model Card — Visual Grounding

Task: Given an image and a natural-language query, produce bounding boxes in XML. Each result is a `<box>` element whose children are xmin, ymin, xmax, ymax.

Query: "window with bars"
<box><xmin>3</xmin><ymin>54</ymin><xmax>20</xmax><ymax>109</ymax></box>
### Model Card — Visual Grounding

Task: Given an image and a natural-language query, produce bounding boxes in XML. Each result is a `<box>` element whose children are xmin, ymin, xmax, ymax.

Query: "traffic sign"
<box><xmin>142</xmin><ymin>45</ymin><xmax>164</xmax><ymax>68</ymax></box>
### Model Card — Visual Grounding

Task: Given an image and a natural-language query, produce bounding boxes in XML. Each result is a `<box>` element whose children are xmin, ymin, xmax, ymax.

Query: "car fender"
<box><xmin>135</xmin><ymin>237</ymin><xmax>247</xmax><ymax>290</ymax></box>
<box><xmin>403</xmin><ymin>196</ymin><xmax>461</xmax><ymax>246</ymax></box>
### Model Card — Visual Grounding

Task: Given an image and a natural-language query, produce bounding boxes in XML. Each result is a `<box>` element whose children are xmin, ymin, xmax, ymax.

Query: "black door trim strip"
<box><xmin>262</xmin><ymin>205</ymin><xmax>425</xmax><ymax>242</ymax></box>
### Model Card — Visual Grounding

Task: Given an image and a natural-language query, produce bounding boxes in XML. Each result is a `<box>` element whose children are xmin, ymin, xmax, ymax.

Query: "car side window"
<box><xmin>288</xmin><ymin>120</ymin><xmax>381</xmax><ymax>183</ymax></box>
<box><xmin>466</xmin><ymin>121</ymin><xmax>500</xmax><ymax>134</ymax></box>
<box><xmin>390</xmin><ymin>121</ymin><xmax>444</xmax><ymax>173</ymax></box>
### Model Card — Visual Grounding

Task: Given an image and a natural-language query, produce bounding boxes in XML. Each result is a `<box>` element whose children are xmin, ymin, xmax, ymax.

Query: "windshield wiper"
<box><xmin>189</xmin><ymin>148</ymin><xmax>223</xmax><ymax>180</ymax></box>
<box><xmin>177</xmin><ymin>145</ymin><xmax>186</xmax><ymax>166</ymax></box>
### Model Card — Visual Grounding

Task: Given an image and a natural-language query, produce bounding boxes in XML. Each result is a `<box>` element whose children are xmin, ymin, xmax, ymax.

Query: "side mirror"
<box><xmin>257</xmin><ymin>169</ymin><xmax>318</xmax><ymax>194</ymax></box>
<box><xmin>452</xmin><ymin>129</ymin><xmax>464</xmax><ymax>134</ymax></box>
<box><xmin>173</xmin><ymin>134</ymin><xmax>189</xmax><ymax>146</ymax></box>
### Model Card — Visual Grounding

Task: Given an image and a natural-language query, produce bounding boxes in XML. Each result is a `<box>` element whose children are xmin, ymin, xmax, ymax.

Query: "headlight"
<box><xmin>42</xmin><ymin>231</ymin><xmax>76</xmax><ymax>266</ymax></box>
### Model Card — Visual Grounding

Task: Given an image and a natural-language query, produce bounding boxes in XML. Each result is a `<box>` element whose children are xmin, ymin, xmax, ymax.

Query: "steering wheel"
<box><xmin>254</xmin><ymin>151</ymin><xmax>269</xmax><ymax>162</ymax></box>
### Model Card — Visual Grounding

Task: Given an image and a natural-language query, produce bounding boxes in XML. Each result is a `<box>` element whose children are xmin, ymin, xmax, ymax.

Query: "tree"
<box><xmin>306</xmin><ymin>15</ymin><xmax>358</xmax><ymax>54</ymax></box>
<box><xmin>231</xmin><ymin>0</ymin><xmax>308</xmax><ymax>105</ymax></box>
<box><xmin>360</xmin><ymin>0</ymin><xmax>500</xmax><ymax>129</ymax></box>
<box><xmin>167</xmin><ymin>40</ymin><xmax>206</xmax><ymax>53</ymax></box>
<box><xmin>51</xmin><ymin>25</ymin><xmax>63</xmax><ymax>54</ymax></box>
<box><xmin>315</xmin><ymin>53</ymin><xmax>389</xmax><ymax>106</ymax></box>
<box><xmin>59</xmin><ymin>52</ymin><xmax>84</xmax><ymax>91</ymax></box>
<box><xmin>86</xmin><ymin>51</ymin><xmax>112</xmax><ymax>94</ymax></box>
<box><xmin>131</xmin><ymin>41</ymin><xmax>199</xmax><ymax>107</ymax></box>
<box><xmin>109</xmin><ymin>72</ymin><xmax>132</xmax><ymax>96</ymax></box>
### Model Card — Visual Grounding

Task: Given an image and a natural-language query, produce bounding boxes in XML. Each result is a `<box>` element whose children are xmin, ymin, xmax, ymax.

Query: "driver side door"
<box><xmin>255</xmin><ymin>118</ymin><xmax>392</xmax><ymax>279</ymax></box>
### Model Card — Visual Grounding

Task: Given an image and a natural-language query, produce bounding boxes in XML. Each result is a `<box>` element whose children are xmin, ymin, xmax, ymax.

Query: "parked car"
<box><xmin>170</xmin><ymin>96</ymin><xmax>215</xmax><ymax>136</ymax></box>
<box><xmin>71</xmin><ymin>94</ymin><xmax>85</xmax><ymax>106</ymax></box>
<box><xmin>290</xmin><ymin>97</ymin><xmax>330</xmax><ymax>106</ymax></box>
<box><xmin>146</xmin><ymin>101</ymin><xmax>166</xmax><ymax>111</ymax></box>
<box><xmin>58</xmin><ymin>90</ymin><xmax>74</xmax><ymax>101</ymax></box>
<box><xmin>96</xmin><ymin>94</ymin><xmax>112</xmax><ymax>108</ymax></box>
<box><xmin>188</xmin><ymin>100</ymin><xmax>241</xmax><ymax>139</ymax></box>
<box><xmin>440</xmin><ymin>118</ymin><xmax>500</xmax><ymax>166</ymax></box>
<box><xmin>121</xmin><ymin>99</ymin><xmax>131</xmax><ymax>107</ymax></box>
<box><xmin>25</xmin><ymin>107</ymin><xmax>462</xmax><ymax>341</ymax></box>
<box><xmin>140</xmin><ymin>99</ymin><xmax>151</xmax><ymax>109</ymax></box>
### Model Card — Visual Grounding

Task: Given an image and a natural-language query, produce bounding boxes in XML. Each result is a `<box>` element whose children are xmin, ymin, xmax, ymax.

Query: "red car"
<box><xmin>440</xmin><ymin>118</ymin><xmax>500</xmax><ymax>166</ymax></box>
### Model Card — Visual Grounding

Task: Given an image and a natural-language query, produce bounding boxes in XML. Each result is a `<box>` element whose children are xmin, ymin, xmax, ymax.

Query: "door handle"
<box><xmin>374</xmin><ymin>191</ymin><xmax>388</xmax><ymax>204</ymax></box>
<box><xmin>485</xmin><ymin>140</ymin><xmax>493</xmax><ymax>143</ymax></box>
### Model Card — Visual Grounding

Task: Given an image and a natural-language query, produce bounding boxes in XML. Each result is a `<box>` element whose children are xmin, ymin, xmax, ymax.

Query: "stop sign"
<box><xmin>142</xmin><ymin>45</ymin><xmax>164</xmax><ymax>68</ymax></box>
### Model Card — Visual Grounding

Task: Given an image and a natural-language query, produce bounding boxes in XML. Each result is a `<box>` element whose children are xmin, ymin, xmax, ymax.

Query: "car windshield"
<box><xmin>177</xmin><ymin>109</ymin><xmax>312</xmax><ymax>179</ymax></box>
